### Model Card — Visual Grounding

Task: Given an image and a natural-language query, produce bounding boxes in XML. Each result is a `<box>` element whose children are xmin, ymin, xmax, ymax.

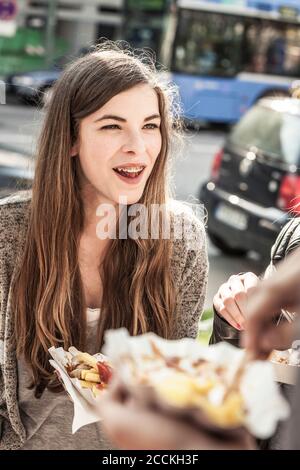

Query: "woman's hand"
<box><xmin>244</xmin><ymin>249</ymin><xmax>300</xmax><ymax>359</ymax></box>
<box><xmin>98</xmin><ymin>376</ymin><xmax>255</xmax><ymax>450</ymax></box>
<box><xmin>213</xmin><ymin>273</ymin><xmax>259</xmax><ymax>330</ymax></box>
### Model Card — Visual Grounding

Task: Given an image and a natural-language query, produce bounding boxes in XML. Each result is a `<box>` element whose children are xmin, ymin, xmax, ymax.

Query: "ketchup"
<box><xmin>96</xmin><ymin>361</ymin><xmax>113</xmax><ymax>384</ymax></box>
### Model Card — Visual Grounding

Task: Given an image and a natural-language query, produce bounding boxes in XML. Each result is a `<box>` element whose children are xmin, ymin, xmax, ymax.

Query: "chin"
<box><xmin>123</xmin><ymin>195</ymin><xmax>143</xmax><ymax>206</ymax></box>
<box><xmin>115</xmin><ymin>191</ymin><xmax>144</xmax><ymax>206</ymax></box>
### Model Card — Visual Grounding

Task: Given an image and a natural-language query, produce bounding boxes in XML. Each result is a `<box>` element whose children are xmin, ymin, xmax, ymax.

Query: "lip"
<box><xmin>112</xmin><ymin>166</ymin><xmax>146</xmax><ymax>185</ymax></box>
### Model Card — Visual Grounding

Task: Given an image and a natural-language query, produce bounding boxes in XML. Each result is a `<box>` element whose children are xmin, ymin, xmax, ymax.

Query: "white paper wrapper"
<box><xmin>103</xmin><ymin>328</ymin><xmax>290</xmax><ymax>439</ymax></box>
<box><xmin>48</xmin><ymin>346</ymin><xmax>107</xmax><ymax>433</ymax></box>
<box><xmin>270</xmin><ymin>349</ymin><xmax>300</xmax><ymax>385</ymax></box>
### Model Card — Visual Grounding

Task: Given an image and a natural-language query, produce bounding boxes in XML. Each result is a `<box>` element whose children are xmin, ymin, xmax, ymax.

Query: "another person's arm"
<box><xmin>99</xmin><ymin>375</ymin><xmax>255</xmax><ymax>450</ymax></box>
<box><xmin>244</xmin><ymin>248</ymin><xmax>300</xmax><ymax>358</ymax></box>
<box><xmin>244</xmin><ymin>248</ymin><xmax>300</xmax><ymax>450</ymax></box>
<box><xmin>210</xmin><ymin>218</ymin><xmax>300</xmax><ymax>347</ymax></box>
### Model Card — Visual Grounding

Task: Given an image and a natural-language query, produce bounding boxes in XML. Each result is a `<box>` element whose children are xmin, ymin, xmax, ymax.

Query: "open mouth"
<box><xmin>113</xmin><ymin>166</ymin><xmax>146</xmax><ymax>180</ymax></box>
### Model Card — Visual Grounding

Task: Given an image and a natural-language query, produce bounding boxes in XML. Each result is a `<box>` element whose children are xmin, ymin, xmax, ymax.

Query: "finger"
<box><xmin>241</xmin><ymin>332</ymin><xmax>269</xmax><ymax>360</ymax></box>
<box><xmin>228</xmin><ymin>274</ymin><xmax>246</xmax><ymax>292</ymax></box>
<box><xmin>100</xmin><ymin>398</ymin><xmax>179</xmax><ymax>450</ymax></box>
<box><xmin>218</xmin><ymin>284</ymin><xmax>246</xmax><ymax>328</ymax></box>
<box><xmin>214</xmin><ymin>294</ymin><xmax>243</xmax><ymax>330</ymax></box>
<box><xmin>240</xmin><ymin>272</ymin><xmax>259</xmax><ymax>293</ymax></box>
<box><xmin>227</xmin><ymin>275</ymin><xmax>248</xmax><ymax>315</ymax></box>
<box><xmin>244</xmin><ymin>251</ymin><xmax>300</xmax><ymax>356</ymax></box>
<box><xmin>260</xmin><ymin>321</ymin><xmax>296</xmax><ymax>353</ymax></box>
<box><xmin>244</xmin><ymin>283</ymin><xmax>280</xmax><ymax>355</ymax></box>
<box><xmin>233</xmin><ymin>273</ymin><xmax>259</xmax><ymax>320</ymax></box>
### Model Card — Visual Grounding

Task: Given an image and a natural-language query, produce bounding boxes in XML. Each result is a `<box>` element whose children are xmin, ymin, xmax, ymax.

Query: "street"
<box><xmin>0</xmin><ymin>100</ymin><xmax>266</xmax><ymax>309</ymax></box>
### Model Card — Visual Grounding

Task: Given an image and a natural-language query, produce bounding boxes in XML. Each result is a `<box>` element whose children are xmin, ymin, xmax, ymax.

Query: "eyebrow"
<box><xmin>94</xmin><ymin>114</ymin><xmax>161</xmax><ymax>123</ymax></box>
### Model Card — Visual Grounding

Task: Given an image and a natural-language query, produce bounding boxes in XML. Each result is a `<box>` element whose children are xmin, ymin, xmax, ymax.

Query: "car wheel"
<box><xmin>208</xmin><ymin>231</ymin><xmax>247</xmax><ymax>257</ymax></box>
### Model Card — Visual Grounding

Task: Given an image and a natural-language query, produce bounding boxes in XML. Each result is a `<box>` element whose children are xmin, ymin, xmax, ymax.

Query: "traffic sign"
<box><xmin>0</xmin><ymin>0</ymin><xmax>17</xmax><ymax>21</ymax></box>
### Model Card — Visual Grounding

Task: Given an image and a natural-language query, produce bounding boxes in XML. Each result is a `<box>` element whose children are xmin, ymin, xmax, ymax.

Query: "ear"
<box><xmin>71</xmin><ymin>143</ymin><xmax>79</xmax><ymax>157</ymax></box>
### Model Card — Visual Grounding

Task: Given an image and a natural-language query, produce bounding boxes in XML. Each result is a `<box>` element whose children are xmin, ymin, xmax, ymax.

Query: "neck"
<box><xmin>80</xmin><ymin>183</ymin><xmax>117</xmax><ymax>236</ymax></box>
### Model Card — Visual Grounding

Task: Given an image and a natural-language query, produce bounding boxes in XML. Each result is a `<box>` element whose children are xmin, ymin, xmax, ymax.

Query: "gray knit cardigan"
<box><xmin>0</xmin><ymin>191</ymin><xmax>208</xmax><ymax>449</ymax></box>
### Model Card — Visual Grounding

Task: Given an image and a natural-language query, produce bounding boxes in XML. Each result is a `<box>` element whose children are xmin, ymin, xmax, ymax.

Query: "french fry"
<box><xmin>79</xmin><ymin>380</ymin><xmax>94</xmax><ymax>389</ymax></box>
<box><xmin>76</xmin><ymin>352</ymin><xmax>98</xmax><ymax>368</ymax></box>
<box><xmin>85</xmin><ymin>372</ymin><xmax>101</xmax><ymax>383</ymax></box>
<box><xmin>80</xmin><ymin>370</ymin><xmax>90</xmax><ymax>380</ymax></box>
<box><xmin>92</xmin><ymin>385</ymin><xmax>103</xmax><ymax>397</ymax></box>
<box><xmin>66</xmin><ymin>348</ymin><xmax>111</xmax><ymax>396</ymax></box>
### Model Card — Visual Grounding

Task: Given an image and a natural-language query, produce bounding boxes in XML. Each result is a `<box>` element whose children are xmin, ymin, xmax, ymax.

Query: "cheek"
<box><xmin>79</xmin><ymin>136</ymin><xmax>115</xmax><ymax>169</ymax></box>
<box><xmin>149</xmin><ymin>134</ymin><xmax>162</xmax><ymax>162</ymax></box>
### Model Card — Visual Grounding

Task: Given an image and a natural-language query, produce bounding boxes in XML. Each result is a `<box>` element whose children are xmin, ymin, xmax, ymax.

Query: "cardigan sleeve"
<box><xmin>171</xmin><ymin>211</ymin><xmax>209</xmax><ymax>340</ymax></box>
<box><xmin>0</xmin><ymin>192</ymin><xmax>31</xmax><ymax>449</ymax></box>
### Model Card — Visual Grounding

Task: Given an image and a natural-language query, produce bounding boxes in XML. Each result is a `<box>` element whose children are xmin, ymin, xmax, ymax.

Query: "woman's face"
<box><xmin>74</xmin><ymin>84</ymin><xmax>162</xmax><ymax>206</ymax></box>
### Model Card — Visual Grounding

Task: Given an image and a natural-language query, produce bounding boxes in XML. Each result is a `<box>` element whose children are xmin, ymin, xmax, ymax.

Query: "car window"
<box><xmin>229</xmin><ymin>105</ymin><xmax>300</xmax><ymax>165</ymax></box>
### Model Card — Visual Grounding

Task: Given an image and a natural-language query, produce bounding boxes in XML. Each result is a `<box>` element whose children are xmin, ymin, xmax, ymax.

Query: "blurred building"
<box><xmin>21</xmin><ymin>0</ymin><xmax>124</xmax><ymax>54</ymax></box>
<box><xmin>0</xmin><ymin>0</ymin><xmax>169</xmax><ymax>75</ymax></box>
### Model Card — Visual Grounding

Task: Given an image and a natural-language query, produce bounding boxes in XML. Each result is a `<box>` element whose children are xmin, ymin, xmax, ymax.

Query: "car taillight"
<box><xmin>211</xmin><ymin>148</ymin><xmax>224</xmax><ymax>182</ymax></box>
<box><xmin>278</xmin><ymin>174</ymin><xmax>300</xmax><ymax>216</ymax></box>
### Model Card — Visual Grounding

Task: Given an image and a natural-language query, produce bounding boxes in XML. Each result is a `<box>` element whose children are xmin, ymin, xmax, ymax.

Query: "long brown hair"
<box><xmin>13</xmin><ymin>42</ymin><xmax>181</xmax><ymax>396</ymax></box>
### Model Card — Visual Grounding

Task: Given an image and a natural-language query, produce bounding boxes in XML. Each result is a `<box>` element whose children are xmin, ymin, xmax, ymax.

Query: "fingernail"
<box><xmin>237</xmin><ymin>323</ymin><xmax>241</xmax><ymax>330</ymax></box>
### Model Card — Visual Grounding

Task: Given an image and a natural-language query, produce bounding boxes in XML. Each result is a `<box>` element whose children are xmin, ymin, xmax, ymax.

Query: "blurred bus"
<box><xmin>122</xmin><ymin>0</ymin><xmax>170</xmax><ymax>55</ymax></box>
<box><xmin>161</xmin><ymin>0</ymin><xmax>300</xmax><ymax>123</ymax></box>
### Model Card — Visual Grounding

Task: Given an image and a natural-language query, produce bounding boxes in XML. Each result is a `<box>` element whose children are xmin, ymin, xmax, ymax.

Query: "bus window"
<box><xmin>242</xmin><ymin>21</ymin><xmax>300</xmax><ymax>77</ymax></box>
<box><xmin>172</xmin><ymin>10</ymin><xmax>300</xmax><ymax>79</ymax></box>
<box><xmin>172</xmin><ymin>10</ymin><xmax>244</xmax><ymax>77</ymax></box>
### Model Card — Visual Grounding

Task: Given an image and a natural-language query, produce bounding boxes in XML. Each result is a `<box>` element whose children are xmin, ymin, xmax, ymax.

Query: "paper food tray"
<box><xmin>102</xmin><ymin>328</ymin><xmax>291</xmax><ymax>440</ymax></box>
<box><xmin>49</xmin><ymin>346</ymin><xmax>109</xmax><ymax>433</ymax></box>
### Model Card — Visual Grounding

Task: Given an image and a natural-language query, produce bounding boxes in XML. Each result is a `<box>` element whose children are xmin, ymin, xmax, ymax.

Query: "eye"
<box><xmin>143</xmin><ymin>123</ymin><xmax>160</xmax><ymax>130</ymax></box>
<box><xmin>100</xmin><ymin>124</ymin><xmax>121</xmax><ymax>130</ymax></box>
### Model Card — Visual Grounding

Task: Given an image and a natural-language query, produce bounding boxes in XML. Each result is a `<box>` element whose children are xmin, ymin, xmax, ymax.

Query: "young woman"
<box><xmin>0</xmin><ymin>44</ymin><xmax>208</xmax><ymax>449</ymax></box>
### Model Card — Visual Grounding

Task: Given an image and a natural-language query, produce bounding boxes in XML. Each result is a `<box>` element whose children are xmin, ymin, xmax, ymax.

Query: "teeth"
<box><xmin>115</xmin><ymin>167</ymin><xmax>144</xmax><ymax>173</ymax></box>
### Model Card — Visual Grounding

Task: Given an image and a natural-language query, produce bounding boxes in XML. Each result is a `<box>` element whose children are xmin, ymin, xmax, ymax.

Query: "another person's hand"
<box><xmin>213</xmin><ymin>273</ymin><xmax>259</xmax><ymax>330</ymax></box>
<box><xmin>244</xmin><ymin>248</ymin><xmax>300</xmax><ymax>359</ymax></box>
<box><xmin>98</xmin><ymin>375</ymin><xmax>255</xmax><ymax>450</ymax></box>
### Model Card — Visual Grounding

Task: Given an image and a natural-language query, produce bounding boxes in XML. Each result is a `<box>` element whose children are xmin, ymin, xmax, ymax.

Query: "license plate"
<box><xmin>215</xmin><ymin>203</ymin><xmax>248</xmax><ymax>231</ymax></box>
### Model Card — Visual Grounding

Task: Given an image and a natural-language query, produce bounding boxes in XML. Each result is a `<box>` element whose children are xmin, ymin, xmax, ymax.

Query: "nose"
<box><xmin>121</xmin><ymin>130</ymin><xmax>146</xmax><ymax>155</ymax></box>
